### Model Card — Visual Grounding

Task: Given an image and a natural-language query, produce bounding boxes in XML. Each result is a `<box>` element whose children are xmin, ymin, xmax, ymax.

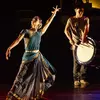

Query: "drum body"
<box><xmin>75</xmin><ymin>37</ymin><xmax>100</xmax><ymax>65</ymax></box>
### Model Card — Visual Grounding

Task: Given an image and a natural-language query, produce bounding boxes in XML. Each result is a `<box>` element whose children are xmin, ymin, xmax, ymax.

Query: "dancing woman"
<box><xmin>6</xmin><ymin>5</ymin><xmax>60</xmax><ymax>100</ymax></box>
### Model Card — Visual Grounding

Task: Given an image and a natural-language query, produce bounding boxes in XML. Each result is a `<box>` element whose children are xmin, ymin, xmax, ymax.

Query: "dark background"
<box><xmin>0</xmin><ymin>0</ymin><xmax>100</xmax><ymax>89</ymax></box>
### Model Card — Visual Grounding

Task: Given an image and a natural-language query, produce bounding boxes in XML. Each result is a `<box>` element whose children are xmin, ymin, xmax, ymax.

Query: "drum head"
<box><xmin>75</xmin><ymin>37</ymin><xmax>96</xmax><ymax>65</ymax></box>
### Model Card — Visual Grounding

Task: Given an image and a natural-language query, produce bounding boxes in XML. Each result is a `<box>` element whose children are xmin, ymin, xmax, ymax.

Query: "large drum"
<box><xmin>75</xmin><ymin>37</ymin><xmax>100</xmax><ymax>65</ymax></box>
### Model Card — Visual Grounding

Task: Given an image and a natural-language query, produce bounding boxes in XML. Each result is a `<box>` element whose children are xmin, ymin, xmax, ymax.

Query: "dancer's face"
<box><xmin>31</xmin><ymin>19</ymin><xmax>40</xmax><ymax>29</ymax></box>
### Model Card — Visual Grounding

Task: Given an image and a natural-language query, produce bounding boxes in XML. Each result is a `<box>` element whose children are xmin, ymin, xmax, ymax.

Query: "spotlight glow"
<box><xmin>83</xmin><ymin>0</ymin><xmax>100</xmax><ymax>9</ymax></box>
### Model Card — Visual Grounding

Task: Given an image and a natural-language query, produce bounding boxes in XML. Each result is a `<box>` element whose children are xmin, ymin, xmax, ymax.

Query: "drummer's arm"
<box><xmin>82</xmin><ymin>17</ymin><xmax>90</xmax><ymax>43</ymax></box>
<box><xmin>64</xmin><ymin>18</ymin><xmax>74</xmax><ymax>45</ymax></box>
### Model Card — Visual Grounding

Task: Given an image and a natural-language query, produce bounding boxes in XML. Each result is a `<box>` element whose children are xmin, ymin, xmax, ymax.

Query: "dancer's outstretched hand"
<box><xmin>51</xmin><ymin>5</ymin><xmax>61</xmax><ymax>14</ymax></box>
<box><xmin>6</xmin><ymin>48</ymin><xmax>11</xmax><ymax>60</ymax></box>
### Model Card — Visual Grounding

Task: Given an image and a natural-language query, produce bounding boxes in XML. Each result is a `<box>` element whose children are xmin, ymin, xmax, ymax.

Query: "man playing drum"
<box><xmin>64</xmin><ymin>1</ymin><xmax>90</xmax><ymax>88</ymax></box>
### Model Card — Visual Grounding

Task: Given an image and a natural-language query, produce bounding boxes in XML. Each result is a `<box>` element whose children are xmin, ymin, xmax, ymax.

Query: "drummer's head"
<box><xmin>74</xmin><ymin>1</ymin><xmax>84</xmax><ymax>18</ymax></box>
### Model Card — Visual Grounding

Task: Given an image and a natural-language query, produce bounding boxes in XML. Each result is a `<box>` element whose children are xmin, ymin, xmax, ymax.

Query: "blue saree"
<box><xmin>6</xmin><ymin>29</ymin><xmax>56</xmax><ymax>100</ymax></box>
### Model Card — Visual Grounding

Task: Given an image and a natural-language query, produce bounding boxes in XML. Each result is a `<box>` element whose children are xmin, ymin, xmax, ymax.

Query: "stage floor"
<box><xmin>1</xmin><ymin>84</ymin><xmax>100</xmax><ymax>100</ymax></box>
<box><xmin>46</xmin><ymin>84</ymin><xmax>100</xmax><ymax>100</ymax></box>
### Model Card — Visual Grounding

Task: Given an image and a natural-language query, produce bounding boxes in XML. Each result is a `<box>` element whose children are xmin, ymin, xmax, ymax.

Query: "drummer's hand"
<box><xmin>69</xmin><ymin>40</ymin><xmax>76</xmax><ymax>50</ymax></box>
<box><xmin>72</xmin><ymin>45</ymin><xmax>76</xmax><ymax>50</ymax></box>
<box><xmin>70</xmin><ymin>44</ymin><xmax>76</xmax><ymax>50</ymax></box>
<box><xmin>81</xmin><ymin>38</ymin><xmax>88</xmax><ymax>44</ymax></box>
